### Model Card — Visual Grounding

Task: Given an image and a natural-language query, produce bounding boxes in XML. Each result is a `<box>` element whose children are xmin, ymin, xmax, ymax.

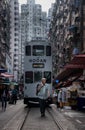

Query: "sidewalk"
<box><xmin>49</xmin><ymin>104</ymin><xmax>84</xmax><ymax>130</ymax></box>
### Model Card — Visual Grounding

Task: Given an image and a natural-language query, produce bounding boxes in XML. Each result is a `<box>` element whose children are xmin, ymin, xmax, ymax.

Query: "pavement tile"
<box><xmin>49</xmin><ymin>104</ymin><xmax>78</xmax><ymax>130</ymax></box>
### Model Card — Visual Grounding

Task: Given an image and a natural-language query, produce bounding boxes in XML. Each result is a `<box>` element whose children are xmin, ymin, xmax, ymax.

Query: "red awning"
<box><xmin>55</xmin><ymin>68</ymin><xmax>83</xmax><ymax>82</ymax></box>
<box><xmin>54</xmin><ymin>54</ymin><xmax>85</xmax><ymax>88</ymax></box>
<box><xmin>65</xmin><ymin>54</ymin><xmax>85</xmax><ymax>69</ymax></box>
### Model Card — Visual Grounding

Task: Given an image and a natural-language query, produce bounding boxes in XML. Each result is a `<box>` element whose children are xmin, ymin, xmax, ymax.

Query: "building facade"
<box><xmin>0</xmin><ymin>0</ymin><xmax>10</xmax><ymax>69</ymax></box>
<box><xmin>47</xmin><ymin>3</ymin><xmax>55</xmax><ymax>39</ymax></box>
<box><xmin>20</xmin><ymin>0</ymin><xmax>47</xmax><ymax>74</ymax></box>
<box><xmin>49</xmin><ymin>0</ymin><xmax>85</xmax><ymax>76</ymax></box>
<box><xmin>9</xmin><ymin>0</ymin><xmax>19</xmax><ymax>81</ymax></box>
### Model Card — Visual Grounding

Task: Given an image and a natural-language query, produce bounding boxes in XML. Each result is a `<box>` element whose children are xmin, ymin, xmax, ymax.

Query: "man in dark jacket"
<box><xmin>1</xmin><ymin>85</ymin><xmax>8</xmax><ymax>111</ymax></box>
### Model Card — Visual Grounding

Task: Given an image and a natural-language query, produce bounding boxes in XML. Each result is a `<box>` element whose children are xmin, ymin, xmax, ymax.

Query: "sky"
<box><xmin>19</xmin><ymin>0</ymin><xmax>55</xmax><ymax>13</ymax></box>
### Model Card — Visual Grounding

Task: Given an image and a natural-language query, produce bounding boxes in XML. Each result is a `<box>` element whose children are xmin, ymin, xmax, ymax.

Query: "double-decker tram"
<box><xmin>24</xmin><ymin>38</ymin><xmax>52</xmax><ymax>105</ymax></box>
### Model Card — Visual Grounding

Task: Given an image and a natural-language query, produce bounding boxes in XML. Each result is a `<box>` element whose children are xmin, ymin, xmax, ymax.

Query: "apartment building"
<box><xmin>49</xmin><ymin>0</ymin><xmax>85</xmax><ymax>76</ymax></box>
<box><xmin>10</xmin><ymin>0</ymin><xmax>19</xmax><ymax>81</ymax></box>
<box><xmin>20</xmin><ymin>0</ymin><xmax>47</xmax><ymax>74</ymax></box>
<box><xmin>0</xmin><ymin>0</ymin><xmax>10</xmax><ymax>69</ymax></box>
<box><xmin>47</xmin><ymin>3</ymin><xmax>55</xmax><ymax>39</ymax></box>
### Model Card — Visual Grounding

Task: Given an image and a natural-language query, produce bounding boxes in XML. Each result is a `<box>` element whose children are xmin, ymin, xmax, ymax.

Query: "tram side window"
<box><xmin>34</xmin><ymin>71</ymin><xmax>42</xmax><ymax>82</ymax></box>
<box><xmin>25</xmin><ymin>45</ymin><xmax>31</xmax><ymax>56</ymax></box>
<box><xmin>33</xmin><ymin>45</ymin><xmax>44</xmax><ymax>56</ymax></box>
<box><xmin>25</xmin><ymin>71</ymin><xmax>33</xmax><ymax>83</ymax></box>
<box><xmin>46</xmin><ymin>46</ymin><xmax>51</xmax><ymax>56</ymax></box>
<box><xmin>44</xmin><ymin>71</ymin><xmax>51</xmax><ymax>83</ymax></box>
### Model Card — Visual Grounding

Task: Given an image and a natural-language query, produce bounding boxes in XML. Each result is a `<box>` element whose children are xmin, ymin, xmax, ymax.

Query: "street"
<box><xmin>0</xmin><ymin>100</ymin><xmax>85</xmax><ymax>130</ymax></box>
<box><xmin>0</xmin><ymin>100</ymin><xmax>27</xmax><ymax>130</ymax></box>
<box><xmin>50</xmin><ymin>104</ymin><xmax>85</xmax><ymax>130</ymax></box>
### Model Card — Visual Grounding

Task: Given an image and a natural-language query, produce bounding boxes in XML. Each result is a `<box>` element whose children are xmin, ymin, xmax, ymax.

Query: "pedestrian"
<box><xmin>36</xmin><ymin>78</ymin><xmax>50</xmax><ymax>117</ymax></box>
<box><xmin>1</xmin><ymin>85</ymin><xmax>9</xmax><ymax>111</ymax></box>
<box><xmin>12</xmin><ymin>86</ymin><xmax>18</xmax><ymax>104</ymax></box>
<box><xmin>58</xmin><ymin>89</ymin><xmax>63</xmax><ymax>109</ymax></box>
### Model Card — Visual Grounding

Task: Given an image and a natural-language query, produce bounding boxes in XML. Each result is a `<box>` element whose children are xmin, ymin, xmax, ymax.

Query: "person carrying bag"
<box><xmin>36</xmin><ymin>78</ymin><xmax>50</xmax><ymax>117</ymax></box>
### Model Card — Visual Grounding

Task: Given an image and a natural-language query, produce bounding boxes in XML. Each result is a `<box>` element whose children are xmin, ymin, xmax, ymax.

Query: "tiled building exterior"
<box><xmin>0</xmin><ymin>0</ymin><xmax>10</xmax><ymax>69</ymax></box>
<box><xmin>49</xmin><ymin>0</ymin><xmax>85</xmax><ymax>76</ymax></box>
<box><xmin>10</xmin><ymin>0</ymin><xmax>19</xmax><ymax>81</ymax></box>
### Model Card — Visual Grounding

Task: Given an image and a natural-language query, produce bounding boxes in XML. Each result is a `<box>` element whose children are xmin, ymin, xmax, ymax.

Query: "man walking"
<box><xmin>1</xmin><ymin>85</ymin><xmax>8</xmax><ymax>111</ymax></box>
<box><xmin>36</xmin><ymin>78</ymin><xmax>50</xmax><ymax>117</ymax></box>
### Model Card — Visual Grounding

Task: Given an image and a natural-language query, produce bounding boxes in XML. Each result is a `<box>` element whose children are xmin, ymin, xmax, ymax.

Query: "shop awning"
<box><xmin>55</xmin><ymin>70</ymin><xmax>82</xmax><ymax>88</ymax></box>
<box><xmin>54</xmin><ymin>54</ymin><xmax>85</xmax><ymax>88</ymax></box>
<box><xmin>1</xmin><ymin>73</ymin><xmax>14</xmax><ymax>78</ymax></box>
<box><xmin>62</xmin><ymin>74</ymin><xmax>81</xmax><ymax>88</ymax></box>
<box><xmin>55</xmin><ymin>68</ymin><xmax>83</xmax><ymax>82</ymax></box>
<box><xmin>65</xmin><ymin>54</ymin><xmax>85</xmax><ymax>69</ymax></box>
<box><xmin>0</xmin><ymin>68</ymin><xmax>7</xmax><ymax>73</ymax></box>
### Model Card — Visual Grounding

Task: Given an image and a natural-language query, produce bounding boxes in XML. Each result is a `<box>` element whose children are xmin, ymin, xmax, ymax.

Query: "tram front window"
<box><xmin>33</xmin><ymin>45</ymin><xmax>44</xmax><ymax>56</ymax></box>
<box><xmin>25</xmin><ymin>45</ymin><xmax>31</xmax><ymax>56</ymax></box>
<box><xmin>34</xmin><ymin>71</ymin><xmax>42</xmax><ymax>82</ymax></box>
<box><xmin>46</xmin><ymin>46</ymin><xmax>51</xmax><ymax>56</ymax></box>
<box><xmin>25</xmin><ymin>71</ymin><xmax>33</xmax><ymax>83</ymax></box>
<box><xmin>44</xmin><ymin>71</ymin><xmax>51</xmax><ymax>83</ymax></box>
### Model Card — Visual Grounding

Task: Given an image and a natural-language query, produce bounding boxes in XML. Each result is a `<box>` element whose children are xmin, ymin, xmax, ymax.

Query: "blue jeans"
<box><xmin>1</xmin><ymin>96</ymin><xmax>7</xmax><ymax>109</ymax></box>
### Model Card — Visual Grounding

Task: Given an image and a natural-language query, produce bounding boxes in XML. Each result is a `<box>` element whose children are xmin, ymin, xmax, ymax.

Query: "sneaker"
<box><xmin>41</xmin><ymin>113</ymin><xmax>45</xmax><ymax>117</ymax></box>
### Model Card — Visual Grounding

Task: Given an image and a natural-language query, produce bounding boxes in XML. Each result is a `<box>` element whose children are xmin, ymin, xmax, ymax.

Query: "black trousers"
<box><xmin>1</xmin><ymin>96</ymin><xmax>7</xmax><ymax>109</ymax></box>
<box><xmin>39</xmin><ymin>98</ymin><xmax>46</xmax><ymax>115</ymax></box>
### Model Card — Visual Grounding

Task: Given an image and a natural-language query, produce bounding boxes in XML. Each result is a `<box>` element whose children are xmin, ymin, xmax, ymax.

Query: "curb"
<box><xmin>49</xmin><ymin>104</ymin><xmax>77</xmax><ymax>130</ymax></box>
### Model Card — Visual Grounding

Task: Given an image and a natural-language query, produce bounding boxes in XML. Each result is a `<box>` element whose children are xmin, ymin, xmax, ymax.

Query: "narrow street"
<box><xmin>0</xmin><ymin>100</ymin><xmax>27</xmax><ymax>130</ymax></box>
<box><xmin>22</xmin><ymin>108</ymin><xmax>59</xmax><ymax>130</ymax></box>
<box><xmin>49</xmin><ymin>104</ymin><xmax>85</xmax><ymax>130</ymax></box>
<box><xmin>62</xmin><ymin>109</ymin><xmax>85</xmax><ymax>130</ymax></box>
<box><xmin>0</xmin><ymin>100</ymin><xmax>85</xmax><ymax>130</ymax></box>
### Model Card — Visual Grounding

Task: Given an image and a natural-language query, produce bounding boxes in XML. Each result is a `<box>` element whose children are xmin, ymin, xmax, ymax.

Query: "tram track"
<box><xmin>20</xmin><ymin>107</ymin><xmax>63</xmax><ymax>130</ymax></box>
<box><xmin>20</xmin><ymin>107</ymin><xmax>30</xmax><ymax>130</ymax></box>
<box><xmin>47</xmin><ymin>108</ymin><xmax>64</xmax><ymax>130</ymax></box>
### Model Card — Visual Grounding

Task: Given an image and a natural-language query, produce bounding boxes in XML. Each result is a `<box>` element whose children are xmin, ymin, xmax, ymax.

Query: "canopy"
<box><xmin>54</xmin><ymin>54</ymin><xmax>85</xmax><ymax>88</ymax></box>
<box><xmin>0</xmin><ymin>68</ymin><xmax>7</xmax><ymax>73</ymax></box>
<box><xmin>65</xmin><ymin>54</ymin><xmax>85</xmax><ymax>69</ymax></box>
<box><xmin>55</xmin><ymin>68</ymin><xmax>83</xmax><ymax>82</ymax></box>
<box><xmin>1</xmin><ymin>73</ymin><xmax>14</xmax><ymax>78</ymax></box>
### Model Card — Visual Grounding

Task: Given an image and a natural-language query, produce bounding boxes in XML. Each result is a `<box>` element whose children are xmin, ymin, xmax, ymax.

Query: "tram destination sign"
<box><xmin>29</xmin><ymin>58</ymin><xmax>46</xmax><ymax>63</ymax></box>
<box><xmin>32</xmin><ymin>63</ymin><xmax>44</xmax><ymax>68</ymax></box>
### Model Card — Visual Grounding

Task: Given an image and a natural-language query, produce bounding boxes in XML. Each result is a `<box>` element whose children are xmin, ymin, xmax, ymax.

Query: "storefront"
<box><xmin>54</xmin><ymin>54</ymin><xmax>85</xmax><ymax>110</ymax></box>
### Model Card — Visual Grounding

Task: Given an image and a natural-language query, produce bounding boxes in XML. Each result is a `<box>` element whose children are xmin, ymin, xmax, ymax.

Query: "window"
<box><xmin>14</xmin><ymin>33</ymin><xmax>18</xmax><ymax>36</ymax></box>
<box><xmin>14</xmin><ymin>49</ymin><xmax>17</xmax><ymax>51</ymax></box>
<box><xmin>34</xmin><ymin>71</ymin><xmax>42</xmax><ymax>82</ymax></box>
<box><xmin>14</xmin><ymin>28</ymin><xmax>18</xmax><ymax>31</ymax></box>
<box><xmin>14</xmin><ymin>44</ymin><xmax>17</xmax><ymax>46</ymax></box>
<box><xmin>14</xmin><ymin>18</ymin><xmax>18</xmax><ymax>21</ymax></box>
<box><xmin>14</xmin><ymin>54</ymin><xmax>17</xmax><ymax>56</ymax></box>
<box><xmin>14</xmin><ymin>7</ymin><xmax>18</xmax><ymax>10</ymax></box>
<box><xmin>44</xmin><ymin>71</ymin><xmax>51</xmax><ymax>83</ymax></box>
<box><xmin>14</xmin><ymin>38</ymin><xmax>18</xmax><ymax>41</ymax></box>
<box><xmin>46</xmin><ymin>46</ymin><xmax>51</xmax><ymax>56</ymax></box>
<box><xmin>25</xmin><ymin>71</ymin><xmax>33</xmax><ymax>83</ymax></box>
<box><xmin>33</xmin><ymin>45</ymin><xmax>44</xmax><ymax>56</ymax></box>
<box><xmin>25</xmin><ymin>45</ymin><xmax>31</xmax><ymax>56</ymax></box>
